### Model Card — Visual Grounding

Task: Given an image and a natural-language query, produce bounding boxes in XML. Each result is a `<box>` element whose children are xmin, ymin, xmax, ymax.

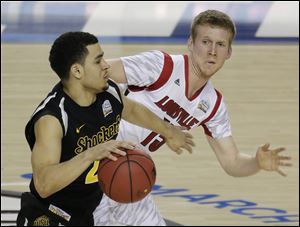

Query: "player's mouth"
<box><xmin>206</xmin><ymin>60</ymin><xmax>216</xmax><ymax>65</ymax></box>
<box><xmin>103</xmin><ymin>72</ymin><xmax>109</xmax><ymax>80</ymax></box>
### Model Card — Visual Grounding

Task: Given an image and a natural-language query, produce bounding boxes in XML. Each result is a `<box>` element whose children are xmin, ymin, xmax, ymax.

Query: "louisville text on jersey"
<box><xmin>155</xmin><ymin>96</ymin><xmax>199</xmax><ymax>129</ymax></box>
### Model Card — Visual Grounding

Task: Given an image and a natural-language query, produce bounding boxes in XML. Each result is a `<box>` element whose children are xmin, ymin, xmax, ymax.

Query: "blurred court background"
<box><xmin>1</xmin><ymin>1</ymin><xmax>299</xmax><ymax>226</ymax></box>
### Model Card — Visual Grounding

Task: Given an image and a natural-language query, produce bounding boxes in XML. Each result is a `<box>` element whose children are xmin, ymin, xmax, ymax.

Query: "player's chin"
<box><xmin>97</xmin><ymin>82</ymin><xmax>109</xmax><ymax>92</ymax></box>
<box><xmin>202</xmin><ymin>70</ymin><xmax>215</xmax><ymax>78</ymax></box>
<box><xmin>204</xmin><ymin>67</ymin><xmax>219</xmax><ymax>77</ymax></box>
<box><xmin>103</xmin><ymin>83</ymin><xmax>109</xmax><ymax>91</ymax></box>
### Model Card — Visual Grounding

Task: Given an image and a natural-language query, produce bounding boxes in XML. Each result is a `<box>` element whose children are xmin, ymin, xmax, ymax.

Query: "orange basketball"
<box><xmin>97</xmin><ymin>149</ymin><xmax>156</xmax><ymax>203</ymax></box>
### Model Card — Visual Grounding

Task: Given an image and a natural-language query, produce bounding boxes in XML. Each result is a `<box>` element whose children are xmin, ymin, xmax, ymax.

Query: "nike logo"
<box><xmin>76</xmin><ymin>124</ymin><xmax>85</xmax><ymax>134</ymax></box>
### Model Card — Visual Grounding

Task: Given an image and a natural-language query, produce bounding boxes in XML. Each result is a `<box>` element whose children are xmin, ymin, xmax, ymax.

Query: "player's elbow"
<box><xmin>33</xmin><ymin>177</ymin><xmax>53</xmax><ymax>198</ymax></box>
<box><xmin>35</xmin><ymin>184</ymin><xmax>51</xmax><ymax>199</ymax></box>
<box><xmin>223</xmin><ymin>168</ymin><xmax>241</xmax><ymax>177</ymax></box>
<box><xmin>218</xmin><ymin>154</ymin><xmax>242</xmax><ymax>177</ymax></box>
<box><xmin>220</xmin><ymin>161</ymin><xmax>242</xmax><ymax>177</ymax></box>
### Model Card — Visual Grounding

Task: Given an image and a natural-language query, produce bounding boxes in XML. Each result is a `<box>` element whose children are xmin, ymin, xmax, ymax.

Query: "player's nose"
<box><xmin>101</xmin><ymin>58</ymin><xmax>110</xmax><ymax>70</ymax></box>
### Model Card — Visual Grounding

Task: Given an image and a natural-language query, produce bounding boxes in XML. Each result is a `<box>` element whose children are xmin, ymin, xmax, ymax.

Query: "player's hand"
<box><xmin>164</xmin><ymin>125</ymin><xmax>195</xmax><ymax>154</ymax></box>
<box><xmin>255</xmin><ymin>143</ymin><xmax>292</xmax><ymax>176</ymax></box>
<box><xmin>92</xmin><ymin>140</ymin><xmax>136</xmax><ymax>161</ymax></box>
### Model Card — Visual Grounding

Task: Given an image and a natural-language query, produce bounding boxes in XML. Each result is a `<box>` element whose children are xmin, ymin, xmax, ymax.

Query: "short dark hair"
<box><xmin>49</xmin><ymin>32</ymin><xmax>98</xmax><ymax>80</ymax></box>
<box><xmin>191</xmin><ymin>10</ymin><xmax>236</xmax><ymax>45</ymax></box>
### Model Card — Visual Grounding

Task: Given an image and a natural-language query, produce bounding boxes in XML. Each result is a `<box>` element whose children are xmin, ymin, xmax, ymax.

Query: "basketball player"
<box><xmin>94</xmin><ymin>10</ymin><xmax>292</xmax><ymax>226</ymax></box>
<box><xmin>17</xmin><ymin>32</ymin><xmax>194</xmax><ymax>226</ymax></box>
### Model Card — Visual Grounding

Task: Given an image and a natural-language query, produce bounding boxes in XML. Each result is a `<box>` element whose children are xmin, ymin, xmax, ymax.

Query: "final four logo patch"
<box><xmin>102</xmin><ymin>100</ymin><xmax>113</xmax><ymax>117</ymax></box>
<box><xmin>198</xmin><ymin>100</ymin><xmax>209</xmax><ymax>113</ymax></box>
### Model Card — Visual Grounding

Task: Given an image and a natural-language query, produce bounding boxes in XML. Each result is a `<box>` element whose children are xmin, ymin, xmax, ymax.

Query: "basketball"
<box><xmin>97</xmin><ymin>149</ymin><xmax>156</xmax><ymax>203</ymax></box>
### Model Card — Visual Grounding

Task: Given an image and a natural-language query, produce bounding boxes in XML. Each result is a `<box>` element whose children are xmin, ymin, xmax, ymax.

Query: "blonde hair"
<box><xmin>191</xmin><ymin>10</ymin><xmax>236</xmax><ymax>45</ymax></box>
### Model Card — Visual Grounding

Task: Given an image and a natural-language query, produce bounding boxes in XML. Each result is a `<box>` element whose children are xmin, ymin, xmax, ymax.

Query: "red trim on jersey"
<box><xmin>128</xmin><ymin>85</ymin><xmax>145</xmax><ymax>92</ymax></box>
<box><xmin>200</xmin><ymin>89</ymin><xmax>222</xmax><ymax>137</ymax></box>
<box><xmin>147</xmin><ymin>52</ymin><xmax>173</xmax><ymax>91</ymax></box>
<box><xmin>202</xmin><ymin>124</ymin><xmax>212</xmax><ymax>137</ymax></box>
<box><xmin>127</xmin><ymin>52</ymin><xmax>173</xmax><ymax>92</ymax></box>
<box><xmin>184</xmin><ymin>55</ymin><xmax>206</xmax><ymax>101</ymax></box>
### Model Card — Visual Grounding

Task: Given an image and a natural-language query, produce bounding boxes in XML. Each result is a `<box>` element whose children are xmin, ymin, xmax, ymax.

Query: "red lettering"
<box><xmin>155</xmin><ymin>96</ymin><xmax>169</xmax><ymax>109</ymax></box>
<box><xmin>188</xmin><ymin>118</ymin><xmax>199</xmax><ymax>128</ymax></box>
<box><xmin>155</xmin><ymin>96</ymin><xmax>199</xmax><ymax>129</ymax></box>
<box><xmin>141</xmin><ymin>132</ymin><xmax>158</xmax><ymax>147</ymax></box>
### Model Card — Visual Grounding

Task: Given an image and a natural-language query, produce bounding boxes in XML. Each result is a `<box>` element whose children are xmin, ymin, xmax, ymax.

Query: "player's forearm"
<box><xmin>207</xmin><ymin>136</ymin><xmax>261</xmax><ymax>177</ymax></box>
<box><xmin>33</xmin><ymin>150</ymin><xmax>93</xmax><ymax>198</ymax></box>
<box><xmin>124</xmin><ymin>102</ymin><xmax>171</xmax><ymax>138</ymax></box>
<box><xmin>224</xmin><ymin>153</ymin><xmax>261</xmax><ymax>177</ymax></box>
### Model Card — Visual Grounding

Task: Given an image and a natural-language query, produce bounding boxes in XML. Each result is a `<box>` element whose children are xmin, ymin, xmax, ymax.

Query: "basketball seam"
<box><xmin>98</xmin><ymin>153</ymin><xmax>152</xmax><ymax>173</ymax></box>
<box><xmin>129</xmin><ymin>160</ymin><xmax>154</xmax><ymax>189</ymax></box>
<box><xmin>98</xmin><ymin>156</ymin><xmax>121</xmax><ymax>172</ymax></box>
<box><xmin>108</xmin><ymin>160</ymin><xmax>128</xmax><ymax>199</ymax></box>
<box><xmin>126</xmin><ymin>155</ymin><xmax>133</xmax><ymax>203</ymax></box>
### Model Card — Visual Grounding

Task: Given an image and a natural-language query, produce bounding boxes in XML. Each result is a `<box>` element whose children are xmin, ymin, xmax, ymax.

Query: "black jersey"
<box><xmin>25</xmin><ymin>80</ymin><xmax>123</xmax><ymax>224</ymax></box>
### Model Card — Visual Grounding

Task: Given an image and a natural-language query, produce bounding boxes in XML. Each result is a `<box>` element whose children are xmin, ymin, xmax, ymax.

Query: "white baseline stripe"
<box><xmin>83</xmin><ymin>1</ymin><xmax>188</xmax><ymax>36</ymax></box>
<box><xmin>1</xmin><ymin>182</ymin><xmax>30</xmax><ymax>186</ymax></box>
<box><xmin>1</xmin><ymin>24</ymin><xmax>6</xmax><ymax>34</ymax></box>
<box><xmin>256</xmin><ymin>1</ymin><xmax>299</xmax><ymax>37</ymax></box>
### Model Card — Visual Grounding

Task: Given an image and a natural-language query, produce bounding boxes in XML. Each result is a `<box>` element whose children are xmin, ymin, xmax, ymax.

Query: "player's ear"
<box><xmin>226</xmin><ymin>46</ymin><xmax>232</xmax><ymax>59</ymax></box>
<box><xmin>70</xmin><ymin>63</ymin><xmax>83</xmax><ymax>79</ymax></box>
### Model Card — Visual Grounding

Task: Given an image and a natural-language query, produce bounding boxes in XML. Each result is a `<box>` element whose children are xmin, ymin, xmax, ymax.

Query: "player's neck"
<box><xmin>188</xmin><ymin>55</ymin><xmax>208</xmax><ymax>97</ymax></box>
<box><xmin>62</xmin><ymin>82</ymin><xmax>97</xmax><ymax>107</ymax></box>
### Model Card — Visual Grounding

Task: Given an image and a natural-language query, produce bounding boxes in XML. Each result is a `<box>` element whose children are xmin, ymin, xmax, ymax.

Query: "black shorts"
<box><xmin>16</xmin><ymin>192</ymin><xmax>94</xmax><ymax>226</ymax></box>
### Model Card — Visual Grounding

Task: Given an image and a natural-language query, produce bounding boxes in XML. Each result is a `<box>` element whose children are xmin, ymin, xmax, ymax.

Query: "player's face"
<box><xmin>82</xmin><ymin>43</ymin><xmax>110</xmax><ymax>92</ymax></box>
<box><xmin>188</xmin><ymin>25</ymin><xmax>232</xmax><ymax>79</ymax></box>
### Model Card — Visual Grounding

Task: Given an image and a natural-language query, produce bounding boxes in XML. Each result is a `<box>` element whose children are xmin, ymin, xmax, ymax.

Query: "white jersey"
<box><xmin>94</xmin><ymin>50</ymin><xmax>232</xmax><ymax>226</ymax></box>
<box><xmin>119</xmin><ymin>50</ymin><xmax>231</xmax><ymax>153</ymax></box>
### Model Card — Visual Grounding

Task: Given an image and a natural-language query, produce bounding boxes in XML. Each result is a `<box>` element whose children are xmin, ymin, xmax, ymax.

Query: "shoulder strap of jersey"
<box><xmin>25</xmin><ymin>88</ymin><xmax>66</xmax><ymax>150</ymax></box>
<box><xmin>106</xmin><ymin>80</ymin><xmax>123</xmax><ymax>104</ymax></box>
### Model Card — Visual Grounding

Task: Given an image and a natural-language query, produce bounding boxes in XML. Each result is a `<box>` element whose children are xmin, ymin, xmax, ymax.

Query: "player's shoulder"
<box><xmin>138</xmin><ymin>50</ymin><xmax>164</xmax><ymax>58</ymax></box>
<box><xmin>202</xmin><ymin>81</ymin><xmax>224</xmax><ymax>103</ymax></box>
<box><xmin>123</xmin><ymin>50</ymin><xmax>184</xmax><ymax>63</ymax></box>
<box><xmin>25</xmin><ymin>83</ymin><xmax>66</xmax><ymax>148</ymax></box>
<box><xmin>204</xmin><ymin>81</ymin><xmax>222</xmax><ymax>94</ymax></box>
<box><xmin>140</xmin><ymin>50</ymin><xmax>181</xmax><ymax>72</ymax></box>
<box><xmin>122</xmin><ymin>50</ymin><xmax>165</xmax><ymax>63</ymax></box>
<box><xmin>28</xmin><ymin>83</ymin><xmax>69</xmax><ymax>124</ymax></box>
<box><xmin>144</xmin><ymin>50</ymin><xmax>182</xmax><ymax>62</ymax></box>
<box><xmin>35</xmin><ymin>83</ymin><xmax>64</xmax><ymax>111</ymax></box>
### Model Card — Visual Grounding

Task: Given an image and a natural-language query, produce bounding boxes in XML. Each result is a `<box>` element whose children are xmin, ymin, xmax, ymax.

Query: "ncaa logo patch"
<box><xmin>198</xmin><ymin>100</ymin><xmax>209</xmax><ymax>113</ymax></box>
<box><xmin>102</xmin><ymin>100</ymin><xmax>113</xmax><ymax>117</ymax></box>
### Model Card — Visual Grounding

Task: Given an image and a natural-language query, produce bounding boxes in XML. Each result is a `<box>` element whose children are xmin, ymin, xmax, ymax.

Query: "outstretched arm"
<box><xmin>206</xmin><ymin>135</ymin><xmax>292</xmax><ymax>177</ymax></box>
